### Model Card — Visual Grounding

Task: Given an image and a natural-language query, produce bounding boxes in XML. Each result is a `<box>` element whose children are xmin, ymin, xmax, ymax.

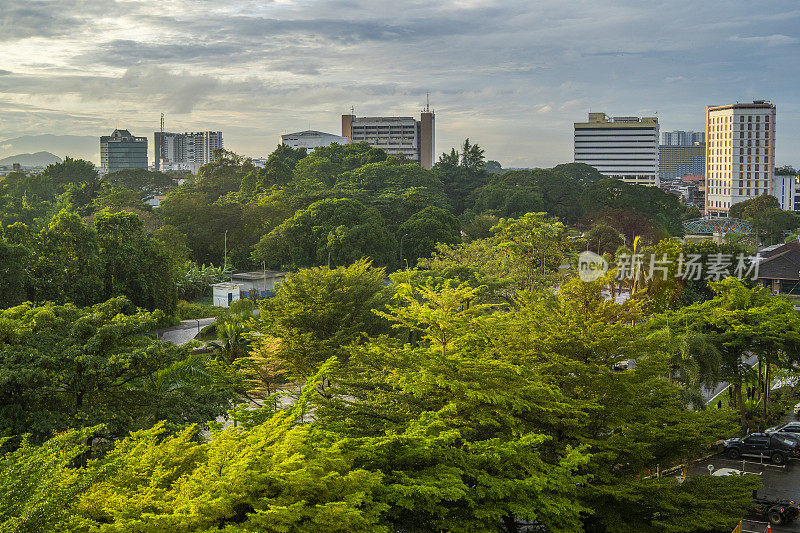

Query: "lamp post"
<box><xmin>399</xmin><ymin>233</ymin><xmax>409</xmax><ymax>268</ymax></box>
<box><xmin>223</xmin><ymin>229</ymin><xmax>228</xmax><ymax>272</ymax></box>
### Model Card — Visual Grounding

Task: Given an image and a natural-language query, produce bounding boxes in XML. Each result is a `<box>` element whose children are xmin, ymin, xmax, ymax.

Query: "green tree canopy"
<box><xmin>252</xmin><ymin>198</ymin><xmax>397</xmax><ymax>270</ymax></box>
<box><xmin>398</xmin><ymin>206</ymin><xmax>461</xmax><ymax>267</ymax></box>
<box><xmin>0</xmin><ymin>297</ymin><xmax>236</xmax><ymax>444</ymax></box>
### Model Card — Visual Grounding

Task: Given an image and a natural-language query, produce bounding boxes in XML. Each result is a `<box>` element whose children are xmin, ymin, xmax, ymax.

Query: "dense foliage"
<box><xmin>1</xmin><ymin>139</ymin><xmax>795</xmax><ymax>533</ymax></box>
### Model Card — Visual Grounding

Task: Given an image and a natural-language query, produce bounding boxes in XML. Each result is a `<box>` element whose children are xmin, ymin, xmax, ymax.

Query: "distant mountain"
<box><xmin>0</xmin><ymin>134</ymin><xmax>99</xmax><ymax>164</ymax></box>
<box><xmin>0</xmin><ymin>151</ymin><xmax>62</xmax><ymax>167</ymax></box>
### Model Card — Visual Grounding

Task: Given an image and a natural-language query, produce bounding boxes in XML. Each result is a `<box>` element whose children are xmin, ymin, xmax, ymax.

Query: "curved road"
<box><xmin>157</xmin><ymin>317</ymin><xmax>217</xmax><ymax>345</ymax></box>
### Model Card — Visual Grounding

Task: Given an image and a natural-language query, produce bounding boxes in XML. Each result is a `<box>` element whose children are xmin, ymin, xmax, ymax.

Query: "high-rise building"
<box><xmin>573</xmin><ymin>113</ymin><xmax>660</xmax><ymax>186</ymax></box>
<box><xmin>100</xmin><ymin>129</ymin><xmax>148</xmax><ymax>174</ymax></box>
<box><xmin>154</xmin><ymin>131</ymin><xmax>186</xmax><ymax>170</ymax></box>
<box><xmin>280</xmin><ymin>130</ymin><xmax>347</xmax><ymax>152</ymax></box>
<box><xmin>341</xmin><ymin>109</ymin><xmax>435</xmax><ymax>169</ymax></box>
<box><xmin>705</xmin><ymin>101</ymin><xmax>776</xmax><ymax>217</ymax></box>
<box><xmin>154</xmin><ymin>130</ymin><xmax>223</xmax><ymax>172</ymax></box>
<box><xmin>659</xmin><ymin>143</ymin><xmax>705</xmax><ymax>179</ymax></box>
<box><xmin>662</xmin><ymin>130</ymin><xmax>705</xmax><ymax>146</ymax></box>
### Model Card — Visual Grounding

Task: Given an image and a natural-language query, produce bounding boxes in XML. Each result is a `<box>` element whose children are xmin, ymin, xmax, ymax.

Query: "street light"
<box><xmin>399</xmin><ymin>233</ymin><xmax>409</xmax><ymax>268</ymax></box>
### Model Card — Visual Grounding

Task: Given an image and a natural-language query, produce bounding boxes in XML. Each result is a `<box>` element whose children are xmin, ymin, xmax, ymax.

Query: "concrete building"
<box><xmin>154</xmin><ymin>130</ymin><xmax>223</xmax><ymax>172</ymax></box>
<box><xmin>573</xmin><ymin>113</ymin><xmax>660</xmax><ymax>186</ymax></box>
<box><xmin>342</xmin><ymin>109</ymin><xmax>435</xmax><ymax>169</ymax></box>
<box><xmin>705</xmin><ymin>101</ymin><xmax>776</xmax><ymax>217</ymax></box>
<box><xmin>212</xmin><ymin>282</ymin><xmax>242</xmax><ymax>308</ymax></box>
<box><xmin>659</xmin><ymin>143</ymin><xmax>705</xmax><ymax>179</ymax></box>
<box><xmin>100</xmin><ymin>129</ymin><xmax>148</xmax><ymax>174</ymax></box>
<box><xmin>229</xmin><ymin>271</ymin><xmax>286</xmax><ymax>299</ymax></box>
<box><xmin>154</xmin><ymin>131</ymin><xmax>186</xmax><ymax>170</ymax></box>
<box><xmin>280</xmin><ymin>130</ymin><xmax>347</xmax><ymax>152</ymax></box>
<box><xmin>772</xmin><ymin>173</ymin><xmax>797</xmax><ymax>212</ymax></box>
<box><xmin>662</xmin><ymin>130</ymin><xmax>705</xmax><ymax>146</ymax></box>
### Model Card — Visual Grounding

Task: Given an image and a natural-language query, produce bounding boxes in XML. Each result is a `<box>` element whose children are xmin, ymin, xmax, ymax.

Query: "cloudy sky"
<box><xmin>1</xmin><ymin>0</ymin><xmax>799</xmax><ymax>167</ymax></box>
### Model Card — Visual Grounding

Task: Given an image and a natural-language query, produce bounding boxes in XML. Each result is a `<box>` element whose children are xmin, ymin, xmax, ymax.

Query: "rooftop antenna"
<box><xmin>159</xmin><ymin>113</ymin><xmax>165</xmax><ymax>167</ymax></box>
<box><xmin>425</xmin><ymin>92</ymin><xmax>430</xmax><ymax>113</ymax></box>
<box><xmin>351</xmin><ymin>105</ymin><xmax>355</xmax><ymax>115</ymax></box>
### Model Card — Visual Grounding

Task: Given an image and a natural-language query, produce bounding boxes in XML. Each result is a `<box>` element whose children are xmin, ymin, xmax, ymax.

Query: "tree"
<box><xmin>252</xmin><ymin>198</ymin><xmax>397</xmax><ymax>270</ymax></box>
<box><xmin>397</xmin><ymin>206</ymin><xmax>461</xmax><ymax>267</ymax></box>
<box><xmin>258</xmin><ymin>260</ymin><xmax>391</xmax><ymax>377</ymax></box>
<box><xmin>25</xmin><ymin>210</ymin><xmax>104</xmax><ymax>306</ymax></box>
<box><xmin>66</xmin><ymin>385</ymin><xmax>389</xmax><ymax>532</ymax></box>
<box><xmin>0</xmin><ymin>297</ymin><xmax>236</xmax><ymax>444</ymax></box>
<box><xmin>585</xmin><ymin>224</ymin><xmax>624</xmax><ymax>255</ymax></box>
<box><xmin>468</xmin><ymin>169</ymin><xmax>582</xmax><ymax>223</ymax></box>
<box><xmin>40</xmin><ymin>157</ymin><xmax>99</xmax><ymax>192</ymax></box>
<box><xmin>728</xmin><ymin>194</ymin><xmax>799</xmax><ymax>244</ymax></box>
<box><xmin>582</xmin><ymin>178</ymin><xmax>690</xmax><ymax>238</ymax></box>
<box><xmin>101</xmin><ymin>168</ymin><xmax>176</xmax><ymax>200</ymax></box>
<box><xmin>433</xmin><ymin>140</ymin><xmax>490</xmax><ymax>214</ymax></box>
<box><xmin>0</xmin><ymin>426</ymin><xmax>107</xmax><ymax>531</ymax></box>
<box><xmin>0</xmin><ymin>238</ymin><xmax>28</xmax><ymax>308</ymax></box>
<box><xmin>95</xmin><ymin>210</ymin><xmax>178</xmax><ymax>315</ymax></box>
<box><xmin>314</xmin><ymin>280</ymin><xmax>593</xmax><ymax>532</ymax></box>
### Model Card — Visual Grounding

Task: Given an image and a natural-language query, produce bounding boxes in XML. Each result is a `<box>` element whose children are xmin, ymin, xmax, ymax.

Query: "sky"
<box><xmin>1</xmin><ymin>0</ymin><xmax>799</xmax><ymax>168</ymax></box>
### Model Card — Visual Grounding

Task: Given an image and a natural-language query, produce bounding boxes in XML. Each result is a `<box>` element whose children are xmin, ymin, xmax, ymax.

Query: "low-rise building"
<box><xmin>755</xmin><ymin>242</ymin><xmax>800</xmax><ymax>295</ymax></box>
<box><xmin>212</xmin><ymin>282</ymin><xmax>242</xmax><ymax>307</ymax></box>
<box><xmin>228</xmin><ymin>271</ymin><xmax>287</xmax><ymax>299</ymax></box>
<box><xmin>280</xmin><ymin>130</ymin><xmax>347</xmax><ymax>152</ymax></box>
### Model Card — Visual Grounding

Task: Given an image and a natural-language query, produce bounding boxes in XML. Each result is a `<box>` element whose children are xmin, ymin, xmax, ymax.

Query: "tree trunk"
<box><xmin>763</xmin><ymin>363</ymin><xmax>771</xmax><ymax>421</ymax></box>
<box><xmin>735</xmin><ymin>382</ymin><xmax>745</xmax><ymax>425</ymax></box>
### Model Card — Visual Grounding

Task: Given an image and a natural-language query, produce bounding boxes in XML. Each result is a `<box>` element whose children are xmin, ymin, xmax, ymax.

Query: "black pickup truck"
<box><xmin>723</xmin><ymin>432</ymin><xmax>800</xmax><ymax>465</ymax></box>
<box><xmin>748</xmin><ymin>491</ymin><xmax>800</xmax><ymax>526</ymax></box>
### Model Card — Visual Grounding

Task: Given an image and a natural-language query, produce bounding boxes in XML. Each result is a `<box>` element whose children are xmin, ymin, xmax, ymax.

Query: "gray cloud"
<box><xmin>2</xmin><ymin>0</ymin><xmax>800</xmax><ymax>167</ymax></box>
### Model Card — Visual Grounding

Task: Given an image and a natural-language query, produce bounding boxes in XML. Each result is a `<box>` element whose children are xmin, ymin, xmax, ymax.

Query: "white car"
<box><xmin>711</xmin><ymin>468</ymin><xmax>761</xmax><ymax>477</ymax></box>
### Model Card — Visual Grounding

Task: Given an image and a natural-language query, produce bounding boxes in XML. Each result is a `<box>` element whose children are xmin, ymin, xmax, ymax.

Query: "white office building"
<box><xmin>574</xmin><ymin>113</ymin><xmax>660</xmax><ymax>187</ymax></box>
<box><xmin>705</xmin><ymin>101</ymin><xmax>776</xmax><ymax>217</ymax></box>
<box><xmin>280</xmin><ymin>130</ymin><xmax>347</xmax><ymax>152</ymax></box>
<box><xmin>342</xmin><ymin>110</ymin><xmax>436</xmax><ymax>169</ymax></box>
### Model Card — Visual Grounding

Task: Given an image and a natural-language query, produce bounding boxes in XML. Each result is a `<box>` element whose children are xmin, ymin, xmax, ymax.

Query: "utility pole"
<box><xmin>399</xmin><ymin>233</ymin><xmax>409</xmax><ymax>267</ymax></box>
<box><xmin>223</xmin><ymin>229</ymin><xmax>228</xmax><ymax>272</ymax></box>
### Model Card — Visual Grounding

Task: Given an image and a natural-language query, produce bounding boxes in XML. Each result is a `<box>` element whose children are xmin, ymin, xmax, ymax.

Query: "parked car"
<box><xmin>711</xmin><ymin>468</ymin><xmax>750</xmax><ymax>477</ymax></box>
<box><xmin>748</xmin><ymin>491</ymin><xmax>800</xmax><ymax>526</ymax></box>
<box><xmin>723</xmin><ymin>432</ymin><xmax>800</xmax><ymax>465</ymax></box>
<box><xmin>765</xmin><ymin>421</ymin><xmax>800</xmax><ymax>435</ymax></box>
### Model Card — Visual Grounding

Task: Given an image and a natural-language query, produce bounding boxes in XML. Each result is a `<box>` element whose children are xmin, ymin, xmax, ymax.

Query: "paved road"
<box><xmin>701</xmin><ymin>354</ymin><xmax>760</xmax><ymax>404</ymax></box>
<box><xmin>157</xmin><ymin>317</ymin><xmax>217</xmax><ymax>345</ymax></box>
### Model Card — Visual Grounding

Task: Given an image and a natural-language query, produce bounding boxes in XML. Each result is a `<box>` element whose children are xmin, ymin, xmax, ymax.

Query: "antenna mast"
<box><xmin>425</xmin><ymin>92</ymin><xmax>430</xmax><ymax>113</ymax></box>
<box><xmin>159</xmin><ymin>113</ymin><xmax>165</xmax><ymax>168</ymax></box>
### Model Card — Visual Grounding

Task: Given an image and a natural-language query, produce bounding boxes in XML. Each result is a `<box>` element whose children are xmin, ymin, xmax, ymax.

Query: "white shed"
<box><xmin>212</xmin><ymin>282</ymin><xmax>242</xmax><ymax>307</ymax></box>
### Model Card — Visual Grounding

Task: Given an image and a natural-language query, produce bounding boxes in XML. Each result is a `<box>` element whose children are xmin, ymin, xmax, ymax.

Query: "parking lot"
<box><xmin>686</xmin><ymin>454</ymin><xmax>800</xmax><ymax>532</ymax></box>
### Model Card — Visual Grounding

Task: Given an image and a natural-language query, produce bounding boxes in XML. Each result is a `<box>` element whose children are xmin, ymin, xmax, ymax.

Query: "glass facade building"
<box><xmin>100</xmin><ymin>129</ymin><xmax>148</xmax><ymax>174</ymax></box>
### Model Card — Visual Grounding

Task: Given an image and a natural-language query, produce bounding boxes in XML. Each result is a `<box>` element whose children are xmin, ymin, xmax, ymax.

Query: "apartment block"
<box><xmin>659</xmin><ymin>143</ymin><xmax>705</xmax><ymax>179</ymax></box>
<box><xmin>155</xmin><ymin>130</ymin><xmax>223</xmax><ymax>172</ymax></box>
<box><xmin>705</xmin><ymin>101</ymin><xmax>775</xmax><ymax>217</ymax></box>
<box><xmin>662</xmin><ymin>130</ymin><xmax>705</xmax><ymax>146</ymax></box>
